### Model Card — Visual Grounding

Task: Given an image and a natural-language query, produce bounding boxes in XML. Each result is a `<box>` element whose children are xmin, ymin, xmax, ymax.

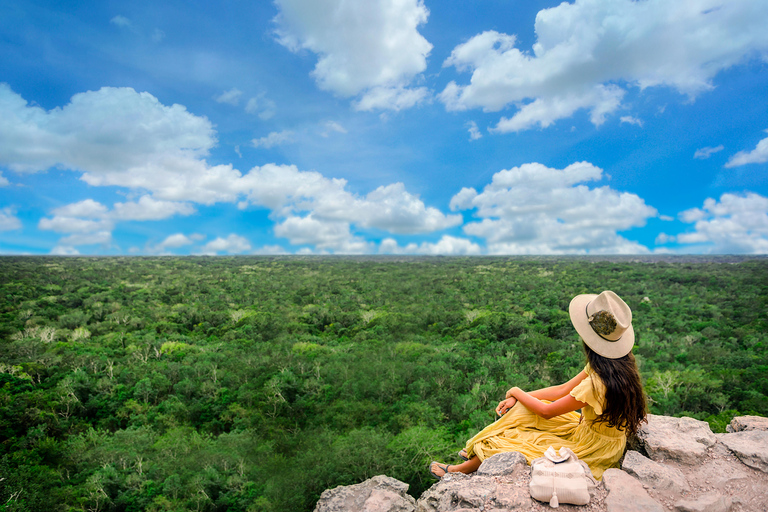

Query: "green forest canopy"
<box><xmin>1</xmin><ymin>256</ymin><xmax>766</xmax><ymax>511</ymax></box>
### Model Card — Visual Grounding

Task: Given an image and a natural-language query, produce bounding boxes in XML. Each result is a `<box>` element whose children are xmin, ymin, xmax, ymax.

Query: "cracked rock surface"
<box><xmin>313</xmin><ymin>415</ymin><xmax>768</xmax><ymax>512</ymax></box>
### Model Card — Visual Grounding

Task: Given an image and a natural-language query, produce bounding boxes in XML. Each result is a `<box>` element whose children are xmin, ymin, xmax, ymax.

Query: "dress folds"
<box><xmin>463</xmin><ymin>365</ymin><xmax>625</xmax><ymax>480</ymax></box>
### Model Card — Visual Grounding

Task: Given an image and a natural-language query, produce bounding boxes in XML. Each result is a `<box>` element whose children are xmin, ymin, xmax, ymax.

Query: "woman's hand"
<box><xmin>495</xmin><ymin>397</ymin><xmax>517</xmax><ymax>416</ymax></box>
<box><xmin>505</xmin><ymin>386</ymin><xmax>520</xmax><ymax>399</ymax></box>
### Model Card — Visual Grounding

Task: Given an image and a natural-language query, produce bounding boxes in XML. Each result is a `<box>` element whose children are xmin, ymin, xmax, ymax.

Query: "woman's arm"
<box><xmin>507</xmin><ymin>386</ymin><xmax>587</xmax><ymax>420</ymax></box>
<box><xmin>507</xmin><ymin>371</ymin><xmax>588</xmax><ymax>401</ymax></box>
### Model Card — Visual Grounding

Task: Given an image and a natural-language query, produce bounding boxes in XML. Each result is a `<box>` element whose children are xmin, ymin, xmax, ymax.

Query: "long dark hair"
<box><xmin>584</xmin><ymin>342</ymin><xmax>647</xmax><ymax>437</ymax></box>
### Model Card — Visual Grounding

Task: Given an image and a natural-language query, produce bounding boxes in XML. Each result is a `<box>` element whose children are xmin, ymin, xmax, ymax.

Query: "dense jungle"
<box><xmin>0</xmin><ymin>256</ymin><xmax>766</xmax><ymax>512</ymax></box>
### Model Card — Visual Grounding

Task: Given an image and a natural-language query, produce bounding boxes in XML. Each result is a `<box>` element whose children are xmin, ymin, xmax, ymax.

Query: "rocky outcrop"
<box><xmin>314</xmin><ymin>475</ymin><xmax>416</xmax><ymax>512</ymax></box>
<box><xmin>313</xmin><ymin>416</ymin><xmax>768</xmax><ymax>512</ymax></box>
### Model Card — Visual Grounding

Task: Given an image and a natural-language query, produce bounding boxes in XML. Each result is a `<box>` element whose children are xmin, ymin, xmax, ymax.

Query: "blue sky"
<box><xmin>1</xmin><ymin>0</ymin><xmax>767</xmax><ymax>255</ymax></box>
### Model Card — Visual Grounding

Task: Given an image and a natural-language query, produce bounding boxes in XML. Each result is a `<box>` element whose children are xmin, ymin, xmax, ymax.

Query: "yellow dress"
<box><xmin>464</xmin><ymin>365</ymin><xmax>625</xmax><ymax>480</ymax></box>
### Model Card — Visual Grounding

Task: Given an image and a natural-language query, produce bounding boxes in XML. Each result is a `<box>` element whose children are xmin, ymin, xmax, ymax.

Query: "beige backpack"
<box><xmin>529</xmin><ymin>446</ymin><xmax>598</xmax><ymax>508</ymax></box>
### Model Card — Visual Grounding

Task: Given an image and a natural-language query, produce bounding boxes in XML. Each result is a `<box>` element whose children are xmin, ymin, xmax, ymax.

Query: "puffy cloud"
<box><xmin>274</xmin><ymin>0</ymin><xmax>432</xmax><ymax>110</ymax></box>
<box><xmin>59</xmin><ymin>231</ymin><xmax>112</xmax><ymax>247</ymax></box>
<box><xmin>379</xmin><ymin>235</ymin><xmax>483</xmax><ymax>255</ymax></box>
<box><xmin>725</xmin><ymin>131</ymin><xmax>768</xmax><ymax>167</ymax></box>
<box><xmin>1</xmin><ymin>85</ymin><xmax>460</xmax><ymax>252</ymax></box>
<box><xmin>0</xmin><ymin>207</ymin><xmax>21</xmax><ymax>231</ymax></box>
<box><xmin>245</xmin><ymin>94</ymin><xmax>276</xmax><ymax>120</ymax></box>
<box><xmin>252</xmin><ymin>130</ymin><xmax>295</xmax><ymax>149</ymax></box>
<box><xmin>52</xmin><ymin>199</ymin><xmax>108</xmax><ymax>219</ymax></box>
<box><xmin>0</xmin><ymin>172</ymin><xmax>9</xmax><ymax>187</ymax></box>
<box><xmin>694</xmin><ymin>145</ymin><xmax>725</xmax><ymax>160</ymax></box>
<box><xmin>200</xmin><ymin>234</ymin><xmax>252</xmax><ymax>255</ymax></box>
<box><xmin>662</xmin><ymin>193</ymin><xmax>768</xmax><ymax>253</ymax></box>
<box><xmin>51</xmin><ymin>245</ymin><xmax>80</xmax><ymax>255</ymax></box>
<box><xmin>38</xmin><ymin>216</ymin><xmax>112</xmax><ymax>234</ymax></box>
<box><xmin>441</xmin><ymin>0</ymin><xmax>768</xmax><ymax>130</ymax></box>
<box><xmin>214</xmin><ymin>88</ymin><xmax>243</xmax><ymax>105</ymax></box>
<box><xmin>450</xmin><ymin>162</ymin><xmax>657</xmax><ymax>254</ymax></box>
<box><xmin>158</xmin><ymin>233</ymin><xmax>199</xmax><ymax>249</ymax></box>
<box><xmin>112</xmin><ymin>196</ymin><xmax>196</xmax><ymax>221</ymax></box>
<box><xmin>241</xmin><ymin>165</ymin><xmax>462</xmax><ymax>234</ymax></box>
<box><xmin>274</xmin><ymin>215</ymin><xmax>373</xmax><ymax>253</ymax></box>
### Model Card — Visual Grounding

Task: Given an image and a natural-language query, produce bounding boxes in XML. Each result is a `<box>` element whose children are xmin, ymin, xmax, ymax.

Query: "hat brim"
<box><xmin>569</xmin><ymin>294</ymin><xmax>635</xmax><ymax>359</ymax></box>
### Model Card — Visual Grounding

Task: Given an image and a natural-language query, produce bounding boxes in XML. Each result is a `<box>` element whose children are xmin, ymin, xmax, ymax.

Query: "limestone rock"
<box><xmin>314</xmin><ymin>475</ymin><xmax>416</xmax><ymax>512</ymax></box>
<box><xmin>718</xmin><ymin>430</ymin><xmax>768</xmax><ymax>473</ymax></box>
<box><xmin>603</xmin><ymin>468</ymin><xmax>664</xmax><ymax>512</ymax></box>
<box><xmin>674</xmin><ymin>493</ymin><xmax>732</xmax><ymax>512</ymax></box>
<box><xmin>621</xmin><ymin>450</ymin><xmax>689</xmax><ymax>493</ymax></box>
<box><xmin>415</xmin><ymin>473</ymin><xmax>497</xmax><ymax>512</ymax></box>
<box><xmin>475</xmin><ymin>451</ymin><xmax>526</xmax><ymax>476</ymax></box>
<box><xmin>636</xmin><ymin>414</ymin><xmax>716</xmax><ymax>464</ymax></box>
<box><xmin>726</xmin><ymin>415</ymin><xmax>768</xmax><ymax>433</ymax></box>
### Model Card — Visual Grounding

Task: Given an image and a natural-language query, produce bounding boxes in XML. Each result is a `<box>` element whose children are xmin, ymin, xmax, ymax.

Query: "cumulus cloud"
<box><xmin>112</xmin><ymin>196</ymin><xmax>196</xmax><ymax>221</ymax></box>
<box><xmin>440</xmin><ymin>0</ymin><xmax>768</xmax><ymax>131</ymax></box>
<box><xmin>0</xmin><ymin>85</ymin><xmax>461</xmax><ymax>253</ymax></box>
<box><xmin>380</xmin><ymin>235</ymin><xmax>483</xmax><ymax>255</ymax></box>
<box><xmin>725</xmin><ymin>131</ymin><xmax>768</xmax><ymax>167</ymax></box>
<box><xmin>51</xmin><ymin>245</ymin><xmax>80</xmax><ymax>255</ymax></box>
<box><xmin>0</xmin><ymin>207</ymin><xmax>21</xmax><ymax>231</ymax></box>
<box><xmin>450</xmin><ymin>162</ymin><xmax>657</xmax><ymax>254</ymax></box>
<box><xmin>252</xmin><ymin>130</ymin><xmax>295</xmax><ymax>149</ymax></box>
<box><xmin>660</xmin><ymin>192</ymin><xmax>768</xmax><ymax>253</ymax></box>
<box><xmin>200</xmin><ymin>234</ymin><xmax>252</xmax><ymax>255</ymax></box>
<box><xmin>158</xmin><ymin>233</ymin><xmax>200</xmax><ymax>249</ymax></box>
<box><xmin>0</xmin><ymin>172</ymin><xmax>9</xmax><ymax>187</ymax></box>
<box><xmin>274</xmin><ymin>0</ymin><xmax>432</xmax><ymax>110</ymax></box>
<box><xmin>274</xmin><ymin>215</ymin><xmax>373</xmax><ymax>253</ymax></box>
<box><xmin>214</xmin><ymin>88</ymin><xmax>243</xmax><ymax>105</ymax></box>
<box><xmin>694</xmin><ymin>145</ymin><xmax>725</xmax><ymax>160</ymax></box>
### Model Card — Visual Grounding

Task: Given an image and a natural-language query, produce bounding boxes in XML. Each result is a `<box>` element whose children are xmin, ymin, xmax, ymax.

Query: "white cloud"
<box><xmin>110</xmin><ymin>15</ymin><xmax>131</xmax><ymax>28</ymax></box>
<box><xmin>0</xmin><ymin>85</ymin><xmax>460</xmax><ymax>252</ymax></box>
<box><xmin>274</xmin><ymin>0</ymin><xmax>432</xmax><ymax>110</ymax></box>
<box><xmin>620</xmin><ymin>116</ymin><xmax>643</xmax><ymax>127</ymax></box>
<box><xmin>252</xmin><ymin>130</ymin><xmax>295</xmax><ymax>149</ymax></box>
<box><xmin>467</xmin><ymin>121</ymin><xmax>482</xmax><ymax>141</ymax></box>
<box><xmin>667</xmin><ymin>192</ymin><xmax>768</xmax><ymax>253</ymax></box>
<box><xmin>725</xmin><ymin>131</ymin><xmax>768</xmax><ymax>167</ymax></box>
<box><xmin>253</xmin><ymin>245</ymin><xmax>289</xmax><ymax>255</ymax></box>
<box><xmin>0</xmin><ymin>207</ymin><xmax>21</xmax><ymax>231</ymax></box>
<box><xmin>380</xmin><ymin>235</ymin><xmax>483</xmax><ymax>255</ymax></box>
<box><xmin>450</xmin><ymin>162</ymin><xmax>657</xmax><ymax>254</ymax></box>
<box><xmin>274</xmin><ymin>215</ymin><xmax>372</xmax><ymax>253</ymax></box>
<box><xmin>353</xmin><ymin>86</ymin><xmax>429</xmax><ymax>112</ymax></box>
<box><xmin>694</xmin><ymin>145</ymin><xmax>725</xmax><ymax>160</ymax></box>
<box><xmin>52</xmin><ymin>199</ymin><xmax>108</xmax><ymax>218</ymax></box>
<box><xmin>51</xmin><ymin>245</ymin><xmax>80</xmax><ymax>255</ymax></box>
<box><xmin>200</xmin><ymin>234</ymin><xmax>252</xmax><ymax>255</ymax></box>
<box><xmin>38</xmin><ymin>216</ymin><xmax>112</xmax><ymax>234</ymax></box>
<box><xmin>158</xmin><ymin>233</ymin><xmax>199</xmax><ymax>249</ymax></box>
<box><xmin>241</xmin><ymin>165</ymin><xmax>461</xmax><ymax>234</ymax></box>
<box><xmin>214</xmin><ymin>88</ymin><xmax>243</xmax><ymax>106</ymax></box>
<box><xmin>112</xmin><ymin>195</ymin><xmax>195</xmax><ymax>221</ymax></box>
<box><xmin>440</xmin><ymin>1</ymin><xmax>768</xmax><ymax>130</ymax></box>
<box><xmin>0</xmin><ymin>172</ymin><xmax>9</xmax><ymax>187</ymax></box>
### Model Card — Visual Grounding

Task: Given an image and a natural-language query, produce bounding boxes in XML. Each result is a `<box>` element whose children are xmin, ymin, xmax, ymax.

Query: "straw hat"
<box><xmin>569</xmin><ymin>291</ymin><xmax>634</xmax><ymax>359</ymax></box>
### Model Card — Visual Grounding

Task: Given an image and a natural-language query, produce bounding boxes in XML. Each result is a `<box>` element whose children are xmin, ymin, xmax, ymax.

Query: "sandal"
<box><xmin>429</xmin><ymin>461</ymin><xmax>451</xmax><ymax>479</ymax></box>
<box><xmin>457</xmin><ymin>449</ymin><xmax>469</xmax><ymax>461</ymax></box>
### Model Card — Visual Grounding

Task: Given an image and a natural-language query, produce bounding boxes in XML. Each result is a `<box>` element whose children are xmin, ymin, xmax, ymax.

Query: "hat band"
<box><xmin>586</xmin><ymin>302</ymin><xmax>622</xmax><ymax>343</ymax></box>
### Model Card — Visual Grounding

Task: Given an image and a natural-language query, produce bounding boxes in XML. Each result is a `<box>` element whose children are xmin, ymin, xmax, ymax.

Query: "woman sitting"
<box><xmin>430</xmin><ymin>290</ymin><xmax>647</xmax><ymax>480</ymax></box>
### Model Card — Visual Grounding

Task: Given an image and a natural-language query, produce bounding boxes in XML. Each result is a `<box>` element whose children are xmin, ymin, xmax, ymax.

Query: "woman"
<box><xmin>430</xmin><ymin>290</ymin><xmax>646</xmax><ymax>480</ymax></box>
